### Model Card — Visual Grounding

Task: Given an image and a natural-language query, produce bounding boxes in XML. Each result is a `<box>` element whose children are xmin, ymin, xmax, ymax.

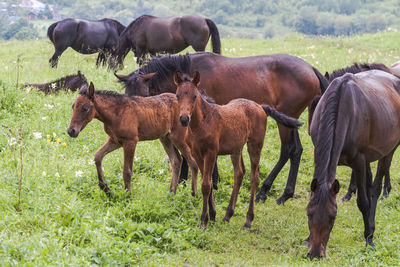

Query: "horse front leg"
<box><xmin>94</xmin><ymin>138</ymin><xmax>121</xmax><ymax>194</ymax></box>
<box><xmin>122</xmin><ymin>139</ymin><xmax>138</xmax><ymax>192</ymax></box>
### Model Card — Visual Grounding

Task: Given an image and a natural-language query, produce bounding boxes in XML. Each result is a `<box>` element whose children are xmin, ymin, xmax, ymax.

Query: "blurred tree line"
<box><xmin>1</xmin><ymin>0</ymin><xmax>399</xmax><ymax>40</ymax></box>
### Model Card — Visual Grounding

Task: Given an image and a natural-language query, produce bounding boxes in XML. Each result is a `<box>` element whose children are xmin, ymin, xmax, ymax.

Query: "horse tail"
<box><xmin>261</xmin><ymin>105</ymin><xmax>303</xmax><ymax>129</ymax></box>
<box><xmin>312</xmin><ymin>67</ymin><xmax>329</xmax><ymax>94</ymax></box>
<box><xmin>47</xmin><ymin>22</ymin><xmax>58</xmax><ymax>44</ymax></box>
<box><xmin>205</xmin><ymin>19</ymin><xmax>221</xmax><ymax>54</ymax></box>
<box><xmin>313</xmin><ymin>76</ymin><xmax>351</xmax><ymax>183</ymax></box>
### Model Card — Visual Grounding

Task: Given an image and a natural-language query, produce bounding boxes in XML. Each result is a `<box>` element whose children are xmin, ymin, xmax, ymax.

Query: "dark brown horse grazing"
<box><xmin>307</xmin><ymin>70</ymin><xmax>400</xmax><ymax>258</ymax></box>
<box><xmin>322</xmin><ymin>62</ymin><xmax>395</xmax><ymax>201</ymax></box>
<box><xmin>115</xmin><ymin>52</ymin><xmax>328</xmax><ymax>204</ymax></box>
<box><xmin>48</xmin><ymin>18</ymin><xmax>125</xmax><ymax>68</ymax></box>
<box><xmin>109</xmin><ymin>15</ymin><xmax>221</xmax><ymax>68</ymax></box>
<box><xmin>22</xmin><ymin>71</ymin><xmax>88</xmax><ymax>94</ymax></box>
<box><xmin>67</xmin><ymin>82</ymin><xmax>199</xmax><ymax>196</ymax></box>
<box><xmin>174</xmin><ymin>71</ymin><xmax>302</xmax><ymax>228</ymax></box>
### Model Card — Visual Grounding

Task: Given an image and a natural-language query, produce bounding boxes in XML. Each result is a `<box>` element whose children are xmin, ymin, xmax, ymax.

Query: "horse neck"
<box><xmin>190</xmin><ymin>94</ymin><xmax>211</xmax><ymax>130</ymax></box>
<box><xmin>93</xmin><ymin>95</ymin><xmax>124</xmax><ymax>124</ymax></box>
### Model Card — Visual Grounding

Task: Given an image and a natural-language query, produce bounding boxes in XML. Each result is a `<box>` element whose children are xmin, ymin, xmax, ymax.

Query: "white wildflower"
<box><xmin>51</xmin><ymin>83</ymin><xmax>56</xmax><ymax>89</ymax></box>
<box><xmin>32</xmin><ymin>132</ymin><xmax>42</xmax><ymax>139</ymax></box>
<box><xmin>55</xmin><ymin>172</ymin><xmax>60</xmax><ymax>178</ymax></box>
<box><xmin>45</xmin><ymin>104</ymin><xmax>54</xmax><ymax>109</ymax></box>
<box><xmin>75</xmin><ymin>170</ymin><xmax>84</xmax><ymax>178</ymax></box>
<box><xmin>8</xmin><ymin>137</ymin><xmax>17</xmax><ymax>146</ymax></box>
<box><xmin>42</xmin><ymin>171</ymin><xmax>46</xmax><ymax>176</ymax></box>
<box><xmin>158</xmin><ymin>169</ymin><xmax>165</xmax><ymax>175</ymax></box>
<box><xmin>42</xmin><ymin>116</ymin><xmax>47</xmax><ymax>120</ymax></box>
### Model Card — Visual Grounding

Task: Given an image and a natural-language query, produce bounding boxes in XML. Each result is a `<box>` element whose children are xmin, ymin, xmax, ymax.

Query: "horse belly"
<box><xmin>71</xmin><ymin>25</ymin><xmax>108</xmax><ymax>54</ymax></box>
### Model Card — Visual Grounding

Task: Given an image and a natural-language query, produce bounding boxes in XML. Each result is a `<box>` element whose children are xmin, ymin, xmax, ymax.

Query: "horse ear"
<box><xmin>192</xmin><ymin>71</ymin><xmax>200</xmax><ymax>86</ymax></box>
<box><xmin>114</xmin><ymin>72</ymin><xmax>128</xmax><ymax>82</ymax></box>
<box><xmin>324</xmin><ymin>72</ymin><xmax>329</xmax><ymax>79</ymax></box>
<box><xmin>330</xmin><ymin>179</ymin><xmax>340</xmax><ymax>195</ymax></box>
<box><xmin>311</xmin><ymin>179</ymin><xmax>318</xmax><ymax>193</ymax></box>
<box><xmin>173</xmin><ymin>72</ymin><xmax>183</xmax><ymax>85</ymax></box>
<box><xmin>140</xmin><ymin>72</ymin><xmax>157</xmax><ymax>82</ymax></box>
<box><xmin>88</xmin><ymin>82</ymin><xmax>95</xmax><ymax>97</ymax></box>
<box><xmin>78</xmin><ymin>70</ymin><xmax>82</xmax><ymax>77</ymax></box>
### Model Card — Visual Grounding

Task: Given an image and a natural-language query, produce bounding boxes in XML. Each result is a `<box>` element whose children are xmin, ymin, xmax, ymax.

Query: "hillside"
<box><xmin>1</xmin><ymin>0</ymin><xmax>400</xmax><ymax>39</ymax></box>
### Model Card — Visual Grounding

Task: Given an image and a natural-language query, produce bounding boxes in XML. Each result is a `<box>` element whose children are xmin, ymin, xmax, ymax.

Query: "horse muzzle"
<box><xmin>67</xmin><ymin>127</ymin><xmax>80</xmax><ymax>138</ymax></box>
<box><xmin>179</xmin><ymin>115</ymin><xmax>190</xmax><ymax>127</ymax></box>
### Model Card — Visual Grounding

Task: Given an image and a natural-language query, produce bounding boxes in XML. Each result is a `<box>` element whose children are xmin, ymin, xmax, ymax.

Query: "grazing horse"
<box><xmin>115</xmin><ymin>52</ymin><xmax>328</xmax><ymax>204</ymax></box>
<box><xmin>174</xmin><ymin>71</ymin><xmax>302</xmax><ymax>228</ymax></box>
<box><xmin>67</xmin><ymin>82</ymin><xmax>199</xmax><ymax>196</ymax></box>
<box><xmin>48</xmin><ymin>18</ymin><xmax>125</xmax><ymax>68</ymax></box>
<box><xmin>22</xmin><ymin>71</ymin><xmax>88</xmax><ymax>94</ymax></box>
<box><xmin>322</xmin><ymin>62</ymin><xmax>395</xmax><ymax>201</ymax></box>
<box><xmin>307</xmin><ymin>70</ymin><xmax>400</xmax><ymax>258</ymax></box>
<box><xmin>109</xmin><ymin>15</ymin><xmax>221</xmax><ymax>68</ymax></box>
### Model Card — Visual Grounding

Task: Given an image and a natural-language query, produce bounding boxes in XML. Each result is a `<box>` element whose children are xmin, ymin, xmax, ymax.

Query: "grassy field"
<box><xmin>1</xmin><ymin>31</ymin><xmax>400</xmax><ymax>265</ymax></box>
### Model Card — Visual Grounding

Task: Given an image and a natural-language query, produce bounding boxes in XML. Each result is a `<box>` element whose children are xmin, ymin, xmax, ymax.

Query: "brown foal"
<box><xmin>174</xmin><ymin>72</ymin><xmax>302</xmax><ymax>228</ymax></box>
<box><xmin>67</xmin><ymin>82</ymin><xmax>199</xmax><ymax>195</ymax></box>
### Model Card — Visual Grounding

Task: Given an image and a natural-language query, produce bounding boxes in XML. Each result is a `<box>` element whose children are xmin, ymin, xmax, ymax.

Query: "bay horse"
<box><xmin>109</xmin><ymin>15</ymin><xmax>221</xmax><ymax>68</ymax></box>
<box><xmin>307</xmin><ymin>70</ymin><xmax>400</xmax><ymax>258</ymax></box>
<box><xmin>48</xmin><ymin>18</ymin><xmax>125</xmax><ymax>68</ymax></box>
<box><xmin>67</xmin><ymin>82</ymin><xmax>199</xmax><ymax>196</ymax></box>
<box><xmin>174</xmin><ymin>71</ymin><xmax>302</xmax><ymax>228</ymax></box>
<box><xmin>321</xmin><ymin>62</ymin><xmax>395</xmax><ymax>201</ymax></box>
<box><xmin>115</xmin><ymin>52</ymin><xmax>328</xmax><ymax>204</ymax></box>
<box><xmin>22</xmin><ymin>71</ymin><xmax>88</xmax><ymax>94</ymax></box>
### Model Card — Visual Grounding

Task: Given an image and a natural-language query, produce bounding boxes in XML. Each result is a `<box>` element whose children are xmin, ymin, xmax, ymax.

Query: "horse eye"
<box><xmin>193</xmin><ymin>95</ymin><xmax>197</xmax><ymax>101</ymax></box>
<box><xmin>82</xmin><ymin>104</ymin><xmax>90</xmax><ymax>112</ymax></box>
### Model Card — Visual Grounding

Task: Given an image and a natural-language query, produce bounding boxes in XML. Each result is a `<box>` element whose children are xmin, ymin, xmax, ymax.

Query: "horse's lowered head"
<box><xmin>306</xmin><ymin>179</ymin><xmax>340</xmax><ymax>258</ymax></box>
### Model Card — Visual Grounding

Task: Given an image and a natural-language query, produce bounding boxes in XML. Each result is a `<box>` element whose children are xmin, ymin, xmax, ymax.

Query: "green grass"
<box><xmin>1</xmin><ymin>31</ymin><xmax>400</xmax><ymax>265</ymax></box>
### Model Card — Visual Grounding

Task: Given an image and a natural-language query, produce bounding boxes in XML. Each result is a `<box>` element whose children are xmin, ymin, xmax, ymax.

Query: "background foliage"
<box><xmin>1</xmin><ymin>0</ymin><xmax>400</xmax><ymax>40</ymax></box>
<box><xmin>0</xmin><ymin>31</ymin><xmax>400</xmax><ymax>264</ymax></box>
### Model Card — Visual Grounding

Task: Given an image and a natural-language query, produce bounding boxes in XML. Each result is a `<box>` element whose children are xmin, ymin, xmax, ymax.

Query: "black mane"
<box><xmin>131</xmin><ymin>54</ymin><xmax>192</xmax><ymax>93</ymax></box>
<box><xmin>327</xmin><ymin>62</ymin><xmax>390</xmax><ymax>81</ymax></box>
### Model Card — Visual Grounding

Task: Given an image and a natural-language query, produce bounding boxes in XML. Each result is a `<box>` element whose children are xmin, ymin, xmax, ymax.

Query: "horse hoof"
<box><xmin>342</xmin><ymin>194</ymin><xmax>352</xmax><ymax>202</ymax></box>
<box><xmin>366</xmin><ymin>238</ymin><xmax>375</xmax><ymax>248</ymax></box>
<box><xmin>243</xmin><ymin>223</ymin><xmax>251</xmax><ymax>229</ymax></box>
<box><xmin>222</xmin><ymin>217</ymin><xmax>229</xmax><ymax>223</ymax></box>
<box><xmin>276</xmin><ymin>193</ymin><xmax>292</xmax><ymax>205</ymax></box>
<box><xmin>200</xmin><ymin>223</ymin><xmax>207</xmax><ymax>230</ymax></box>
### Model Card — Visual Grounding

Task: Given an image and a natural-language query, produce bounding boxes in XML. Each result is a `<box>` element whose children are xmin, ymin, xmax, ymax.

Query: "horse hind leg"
<box><xmin>159</xmin><ymin>136</ymin><xmax>182</xmax><ymax>194</ymax></box>
<box><xmin>244</xmin><ymin>140</ymin><xmax>262</xmax><ymax>229</ymax></box>
<box><xmin>49</xmin><ymin>41</ymin><xmax>69</xmax><ymax>68</ymax></box>
<box><xmin>342</xmin><ymin>171</ymin><xmax>357</xmax><ymax>201</ymax></box>
<box><xmin>256</xmin><ymin>126</ymin><xmax>293</xmax><ymax>203</ymax></box>
<box><xmin>223</xmin><ymin>152</ymin><xmax>245</xmax><ymax>223</ymax></box>
<box><xmin>276</xmin><ymin>129</ymin><xmax>303</xmax><ymax>205</ymax></box>
<box><xmin>96</xmin><ymin>52</ymin><xmax>106</xmax><ymax>67</ymax></box>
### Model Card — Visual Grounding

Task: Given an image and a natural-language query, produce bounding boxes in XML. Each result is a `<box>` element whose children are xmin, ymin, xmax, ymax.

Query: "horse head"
<box><xmin>306</xmin><ymin>179</ymin><xmax>340</xmax><ymax>258</ymax></box>
<box><xmin>174</xmin><ymin>71</ymin><xmax>200</xmax><ymax>127</ymax></box>
<box><xmin>114</xmin><ymin>71</ymin><xmax>156</xmax><ymax>97</ymax></box>
<box><xmin>68</xmin><ymin>82</ymin><xmax>96</xmax><ymax>138</ymax></box>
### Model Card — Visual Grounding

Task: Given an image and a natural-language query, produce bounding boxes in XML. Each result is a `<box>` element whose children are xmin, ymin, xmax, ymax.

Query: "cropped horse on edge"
<box><xmin>307</xmin><ymin>70</ymin><xmax>400</xmax><ymax>258</ymax></box>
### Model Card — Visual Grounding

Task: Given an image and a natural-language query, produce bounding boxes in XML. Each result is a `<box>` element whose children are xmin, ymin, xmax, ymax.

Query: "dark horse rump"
<box><xmin>109</xmin><ymin>15</ymin><xmax>221</xmax><ymax>68</ymax></box>
<box><xmin>307</xmin><ymin>70</ymin><xmax>400</xmax><ymax>258</ymax></box>
<box><xmin>48</xmin><ymin>18</ymin><xmax>125</xmax><ymax>68</ymax></box>
<box><xmin>115</xmin><ymin>52</ymin><xmax>328</xmax><ymax>204</ymax></box>
<box><xmin>22</xmin><ymin>71</ymin><xmax>88</xmax><ymax>94</ymax></box>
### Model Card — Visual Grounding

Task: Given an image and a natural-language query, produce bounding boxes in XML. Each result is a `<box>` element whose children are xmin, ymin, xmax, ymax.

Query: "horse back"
<box><xmin>130</xmin><ymin>93</ymin><xmax>178</xmax><ymax>141</ymax></box>
<box><xmin>191</xmin><ymin>53</ymin><xmax>321</xmax><ymax>117</ymax></box>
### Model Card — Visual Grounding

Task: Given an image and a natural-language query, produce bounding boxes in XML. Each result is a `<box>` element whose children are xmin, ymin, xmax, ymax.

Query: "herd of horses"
<box><xmin>23</xmin><ymin>14</ymin><xmax>400</xmax><ymax>259</ymax></box>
